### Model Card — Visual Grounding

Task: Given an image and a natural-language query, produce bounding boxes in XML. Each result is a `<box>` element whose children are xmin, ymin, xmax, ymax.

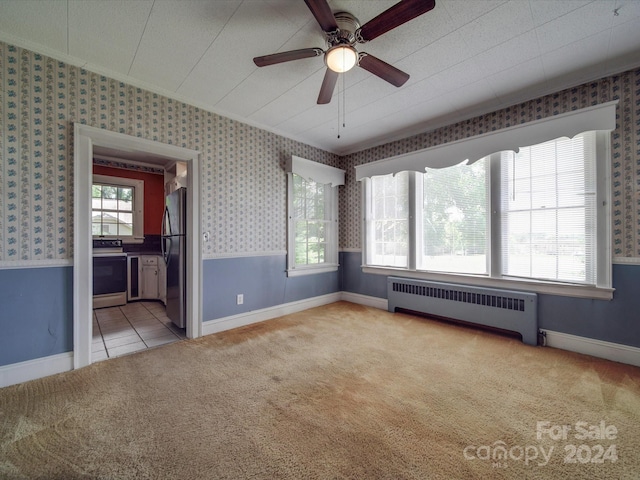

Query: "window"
<box><xmin>92</xmin><ymin>174</ymin><xmax>144</xmax><ymax>243</ymax></box>
<box><xmin>362</xmin><ymin>131</ymin><xmax>611</xmax><ymax>297</ymax></box>
<box><xmin>286</xmin><ymin>156</ymin><xmax>344</xmax><ymax>276</ymax></box>
<box><xmin>500</xmin><ymin>133</ymin><xmax>597</xmax><ymax>284</ymax></box>
<box><xmin>418</xmin><ymin>160</ymin><xmax>488</xmax><ymax>274</ymax></box>
<box><xmin>365</xmin><ymin>171</ymin><xmax>409</xmax><ymax>268</ymax></box>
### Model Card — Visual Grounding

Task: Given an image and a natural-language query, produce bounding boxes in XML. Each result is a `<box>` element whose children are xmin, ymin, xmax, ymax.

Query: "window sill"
<box><xmin>362</xmin><ymin>266</ymin><xmax>614</xmax><ymax>300</ymax></box>
<box><xmin>287</xmin><ymin>264</ymin><xmax>339</xmax><ymax>277</ymax></box>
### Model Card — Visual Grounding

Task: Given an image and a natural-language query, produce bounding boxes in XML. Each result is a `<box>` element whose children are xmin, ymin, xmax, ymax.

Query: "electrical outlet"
<box><xmin>236</xmin><ymin>294</ymin><xmax>244</xmax><ymax>305</ymax></box>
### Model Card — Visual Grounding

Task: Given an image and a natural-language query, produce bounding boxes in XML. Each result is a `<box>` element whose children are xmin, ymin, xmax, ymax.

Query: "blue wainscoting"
<box><xmin>340</xmin><ymin>251</ymin><xmax>640</xmax><ymax>349</ymax></box>
<box><xmin>0</xmin><ymin>266</ymin><xmax>74</xmax><ymax>366</ymax></box>
<box><xmin>202</xmin><ymin>255</ymin><xmax>340</xmax><ymax>321</ymax></box>
<box><xmin>538</xmin><ymin>264</ymin><xmax>640</xmax><ymax>348</ymax></box>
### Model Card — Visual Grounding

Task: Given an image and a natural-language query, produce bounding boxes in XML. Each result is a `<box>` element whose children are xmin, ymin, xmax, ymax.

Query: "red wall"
<box><xmin>93</xmin><ymin>165</ymin><xmax>165</xmax><ymax>235</ymax></box>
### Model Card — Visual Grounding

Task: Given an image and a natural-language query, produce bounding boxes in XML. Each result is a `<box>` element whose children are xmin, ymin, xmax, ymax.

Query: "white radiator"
<box><xmin>387</xmin><ymin>277</ymin><xmax>538</xmax><ymax>345</ymax></box>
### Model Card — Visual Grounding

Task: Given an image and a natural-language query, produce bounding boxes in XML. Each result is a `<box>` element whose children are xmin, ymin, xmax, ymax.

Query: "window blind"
<box><xmin>500</xmin><ymin>132</ymin><xmax>597</xmax><ymax>284</ymax></box>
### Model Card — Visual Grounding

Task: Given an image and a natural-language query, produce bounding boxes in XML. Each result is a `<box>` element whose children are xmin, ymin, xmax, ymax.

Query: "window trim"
<box><xmin>286</xmin><ymin>157</ymin><xmax>345</xmax><ymax>277</ymax></box>
<box><xmin>92</xmin><ymin>174</ymin><xmax>144</xmax><ymax>244</ymax></box>
<box><xmin>359</xmin><ymin>130</ymin><xmax>613</xmax><ymax>300</ymax></box>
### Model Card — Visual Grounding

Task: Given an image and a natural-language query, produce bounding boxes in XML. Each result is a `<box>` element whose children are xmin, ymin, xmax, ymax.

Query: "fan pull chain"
<box><xmin>337</xmin><ymin>70</ymin><xmax>346</xmax><ymax>139</ymax></box>
<box><xmin>337</xmin><ymin>77</ymin><xmax>341</xmax><ymax>139</ymax></box>
<box><xmin>342</xmin><ymin>71</ymin><xmax>346</xmax><ymax>130</ymax></box>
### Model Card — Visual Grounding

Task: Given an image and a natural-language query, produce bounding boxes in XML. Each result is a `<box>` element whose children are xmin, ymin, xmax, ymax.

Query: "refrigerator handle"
<box><xmin>161</xmin><ymin>206</ymin><xmax>168</xmax><ymax>264</ymax></box>
<box><xmin>163</xmin><ymin>237</ymin><xmax>172</xmax><ymax>266</ymax></box>
<box><xmin>162</xmin><ymin>205</ymin><xmax>170</xmax><ymax>236</ymax></box>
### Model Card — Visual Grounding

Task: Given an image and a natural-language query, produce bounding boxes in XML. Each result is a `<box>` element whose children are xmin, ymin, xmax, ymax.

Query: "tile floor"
<box><xmin>92</xmin><ymin>301</ymin><xmax>185</xmax><ymax>362</ymax></box>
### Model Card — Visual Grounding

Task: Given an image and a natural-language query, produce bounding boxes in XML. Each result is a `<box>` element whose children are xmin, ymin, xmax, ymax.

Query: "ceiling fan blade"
<box><xmin>358</xmin><ymin>54</ymin><xmax>409</xmax><ymax>87</ymax></box>
<box><xmin>357</xmin><ymin>0</ymin><xmax>436</xmax><ymax>42</ymax></box>
<box><xmin>253</xmin><ymin>48</ymin><xmax>323</xmax><ymax>67</ymax></box>
<box><xmin>317</xmin><ymin>69</ymin><xmax>338</xmax><ymax>104</ymax></box>
<box><xmin>304</xmin><ymin>0</ymin><xmax>338</xmax><ymax>32</ymax></box>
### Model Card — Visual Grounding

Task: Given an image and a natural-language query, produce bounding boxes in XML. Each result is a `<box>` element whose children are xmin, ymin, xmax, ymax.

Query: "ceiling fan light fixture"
<box><xmin>325</xmin><ymin>45</ymin><xmax>358</xmax><ymax>73</ymax></box>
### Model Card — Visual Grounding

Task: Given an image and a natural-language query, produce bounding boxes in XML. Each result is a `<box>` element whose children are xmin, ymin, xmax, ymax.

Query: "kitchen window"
<box><xmin>92</xmin><ymin>174</ymin><xmax>144</xmax><ymax>243</ymax></box>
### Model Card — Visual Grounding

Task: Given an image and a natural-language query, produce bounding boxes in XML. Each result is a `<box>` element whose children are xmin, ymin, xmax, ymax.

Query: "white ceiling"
<box><xmin>1</xmin><ymin>0</ymin><xmax>639</xmax><ymax>155</ymax></box>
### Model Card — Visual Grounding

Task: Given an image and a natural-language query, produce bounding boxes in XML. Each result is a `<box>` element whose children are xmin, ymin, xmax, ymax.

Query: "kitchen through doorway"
<box><xmin>90</xmin><ymin>148</ymin><xmax>190</xmax><ymax>360</ymax></box>
<box><xmin>74</xmin><ymin>124</ymin><xmax>202</xmax><ymax>369</ymax></box>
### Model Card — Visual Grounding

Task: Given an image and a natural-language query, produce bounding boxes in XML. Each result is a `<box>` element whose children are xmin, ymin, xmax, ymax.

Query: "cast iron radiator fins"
<box><xmin>387</xmin><ymin>277</ymin><xmax>538</xmax><ymax>345</ymax></box>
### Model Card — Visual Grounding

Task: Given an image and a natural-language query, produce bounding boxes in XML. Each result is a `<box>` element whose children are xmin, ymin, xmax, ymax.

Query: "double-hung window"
<box><xmin>92</xmin><ymin>174</ymin><xmax>144</xmax><ymax>243</ymax></box>
<box><xmin>365</xmin><ymin>171</ymin><xmax>409</xmax><ymax>268</ymax></box>
<box><xmin>500</xmin><ymin>133</ymin><xmax>598</xmax><ymax>284</ymax></box>
<box><xmin>286</xmin><ymin>156</ymin><xmax>344</xmax><ymax>276</ymax></box>
<box><xmin>358</xmin><ymin>102</ymin><xmax>616</xmax><ymax>299</ymax></box>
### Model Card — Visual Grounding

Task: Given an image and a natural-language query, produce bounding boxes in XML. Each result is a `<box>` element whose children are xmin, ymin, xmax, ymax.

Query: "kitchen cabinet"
<box><xmin>141</xmin><ymin>256</ymin><xmax>159</xmax><ymax>299</ymax></box>
<box><xmin>129</xmin><ymin>255</ymin><xmax>166</xmax><ymax>303</ymax></box>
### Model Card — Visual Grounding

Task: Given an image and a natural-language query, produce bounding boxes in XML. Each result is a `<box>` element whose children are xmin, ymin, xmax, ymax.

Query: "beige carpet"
<box><xmin>1</xmin><ymin>301</ymin><xmax>639</xmax><ymax>479</ymax></box>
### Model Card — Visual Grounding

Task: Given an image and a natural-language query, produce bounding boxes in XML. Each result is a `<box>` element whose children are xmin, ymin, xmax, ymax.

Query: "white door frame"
<box><xmin>73</xmin><ymin>124</ymin><xmax>202</xmax><ymax>369</ymax></box>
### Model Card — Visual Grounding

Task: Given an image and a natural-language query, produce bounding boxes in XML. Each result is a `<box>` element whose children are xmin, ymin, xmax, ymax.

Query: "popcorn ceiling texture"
<box><xmin>0</xmin><ymin>40</ymin><xmax>638</xmax><ymax>261</ymax></box>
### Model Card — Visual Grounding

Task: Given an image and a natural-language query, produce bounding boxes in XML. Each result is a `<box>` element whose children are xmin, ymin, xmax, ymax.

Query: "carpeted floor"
<box><xmin>1</xmin><ymin>301</ymin><xmax>639</xmax><ymax>479</ymax></box>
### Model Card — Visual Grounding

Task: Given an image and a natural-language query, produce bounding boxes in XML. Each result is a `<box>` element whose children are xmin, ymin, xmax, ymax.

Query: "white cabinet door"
<box><xmin>141</xmin><ymin>256</ymin><xmax>159</xmax><ymax>299</ymax></box>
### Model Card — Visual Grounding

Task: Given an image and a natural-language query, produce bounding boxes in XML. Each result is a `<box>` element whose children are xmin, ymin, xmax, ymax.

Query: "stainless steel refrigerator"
<box><xmin>162</xmin><ymin>187</ymin><xmax>187</xmax><ymax>328</ymax></box>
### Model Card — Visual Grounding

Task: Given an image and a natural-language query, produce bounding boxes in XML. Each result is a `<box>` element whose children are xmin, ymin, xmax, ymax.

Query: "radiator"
<box><xmin>387</xmin><ymin>277</ymin><xmax>538</xmax><ymax>345</ymax></box>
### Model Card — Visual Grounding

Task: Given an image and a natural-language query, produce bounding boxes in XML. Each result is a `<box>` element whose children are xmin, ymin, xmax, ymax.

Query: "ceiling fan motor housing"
<box><xmin>328</xmin><ymin>12</ymin><xmax>360</xmax><ymax>46</ymax></box>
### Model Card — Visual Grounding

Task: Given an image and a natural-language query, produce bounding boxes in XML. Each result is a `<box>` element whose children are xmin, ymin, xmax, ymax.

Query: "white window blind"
<box><xmin>500</xmin><ymin>132</ymin><xmax>597</xmax><ymax>284</ymax></box>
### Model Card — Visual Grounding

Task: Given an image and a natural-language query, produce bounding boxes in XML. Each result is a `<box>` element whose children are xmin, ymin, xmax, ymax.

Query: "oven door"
<box><xmin>93</xmin><ymin>254</ymin><xmax>128</xmax><ymax>295</ymax></box>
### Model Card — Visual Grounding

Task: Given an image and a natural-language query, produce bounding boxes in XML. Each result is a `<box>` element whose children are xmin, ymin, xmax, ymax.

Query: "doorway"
<box><xmin>74</xmin><ymin>124</ymin><xmax>201</xmax><ymax>369</ymax></box>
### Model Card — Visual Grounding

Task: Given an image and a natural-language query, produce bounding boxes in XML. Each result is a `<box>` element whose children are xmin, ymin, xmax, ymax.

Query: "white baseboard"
<box><xmin>202</xmin><ymin>292</ymin><xmax>342</xmax><ymax>336</ymax></box>
<box><xmin>541</xmin><ymin>329</ymin><xmax>640</xmax><ymax>367</ymax></box>
<box><xmin>0</xmin><ymin>352</ymin><xmax>74</xmax><ymax>388</ymax></box>
<box><xmin>340</xmin><ymin>291</ymin><xmax>388</xmax><ymax>310</ymax></box>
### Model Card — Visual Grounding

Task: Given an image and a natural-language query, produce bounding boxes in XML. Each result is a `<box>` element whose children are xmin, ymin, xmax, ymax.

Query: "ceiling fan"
<box><xmin>253</xmin><ymin>0</ymin><xmax>436</xmax><ymax>104</ymax></box>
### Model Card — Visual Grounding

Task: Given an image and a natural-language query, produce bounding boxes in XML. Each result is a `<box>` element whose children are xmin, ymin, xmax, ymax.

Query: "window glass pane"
<box><xmin>295</xmin><ymin>243</ymin><xmax>308</xmax><ymax>264</ymax></box>
<box><xmin>92</xmin><ymin>181</ymin><xmax>138</xmax><ymax>238</ymax></box>
<box><xmin>118</xmin><ymin>187</ymin><xmax>133</xmax><ymax>211</ymax></box>
<box><xmin>366</xmin><ymin>172</ymin><xmax>409</xmax><ymax>267</ymax></box>
<box><xmin>418</xmin><ymin>159</ymin><xmax>487</xmax><ymax>274</ymax></box>
<box><xmin>501</xmin><ymin>133</ymin><xmax>596</xmax><ymax>284</ymax></box>
<box><xmin>295</xmin><ymin>221</ymin><xmax>307</xmax><ymax>242</ymax></box>
<box><xmin>291</xmin><ymin>174</ymin><xmax>333</xmax><ymax>268</ymax></box>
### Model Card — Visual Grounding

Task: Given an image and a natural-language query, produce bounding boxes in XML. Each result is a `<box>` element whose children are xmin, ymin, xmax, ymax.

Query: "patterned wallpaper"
<box><xmin>0</xmin><ymin>41</ymin><xmax>339</xmax><ymax>262</ymax></box>
<box><xmin>0</xmin><ymin>40</ymin><xmax>638</xmax><ymax>263</ymax></box>
<box><xmin>340</xmin><ymin>68</ymin><xmax>640</xmax><ymax>257</ymax></box>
